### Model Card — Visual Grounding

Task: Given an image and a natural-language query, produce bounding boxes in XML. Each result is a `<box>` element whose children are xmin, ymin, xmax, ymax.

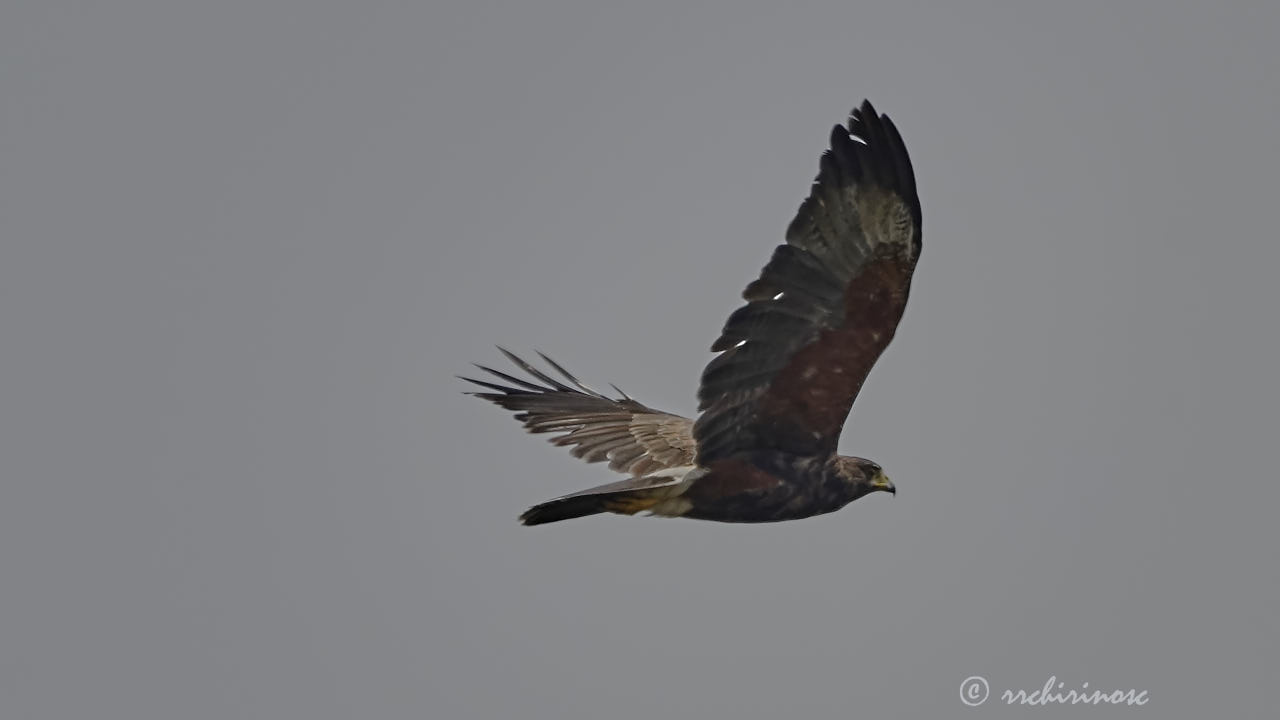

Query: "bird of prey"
<box><xmin>462</xmin><ymin>100</ymin><xmax>922</xmax><ymax>525</ymax></box>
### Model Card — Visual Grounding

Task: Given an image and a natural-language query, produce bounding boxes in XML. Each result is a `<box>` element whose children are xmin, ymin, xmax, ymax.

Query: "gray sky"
<box><xmin>2</xmin><ymin>1</ymin><xmax>1277</xmax><ymax>718</ymax></box>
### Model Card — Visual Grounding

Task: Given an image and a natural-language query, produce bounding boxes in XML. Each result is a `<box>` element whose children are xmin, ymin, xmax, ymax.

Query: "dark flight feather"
<box><xmin>694</xmin><ymin>100</ymin><xmax>921</xmax><ymax>464</ymax></box>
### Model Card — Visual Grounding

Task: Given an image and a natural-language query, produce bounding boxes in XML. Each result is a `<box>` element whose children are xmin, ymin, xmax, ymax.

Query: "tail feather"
<box><xmin>520</xmin><ymin>495</ymin><xmax>612</xmax><ymax>526</ymax></box>
<box><xmin>518</xmin><ymin>469</ymin><xmax>696</xmax><ymax>526</ymax></box>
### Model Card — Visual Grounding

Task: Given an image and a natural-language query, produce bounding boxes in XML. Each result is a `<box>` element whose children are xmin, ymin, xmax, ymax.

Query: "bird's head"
<box><xmin>830</xmin><ymin>456</ymin><xmax>895</xmax><ymax>500</ymax></box>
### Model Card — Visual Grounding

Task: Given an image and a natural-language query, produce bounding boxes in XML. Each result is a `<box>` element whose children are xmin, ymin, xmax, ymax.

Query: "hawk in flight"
<box><xmin>463</xmin><ymin>100</ymin><xmax>922</xmax><ymax>525</ymax></box>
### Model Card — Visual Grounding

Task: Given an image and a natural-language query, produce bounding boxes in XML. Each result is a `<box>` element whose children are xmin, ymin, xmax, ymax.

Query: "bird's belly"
<box><xmin>681</xmin><ymin>484</ymin><xmax>835</xmax><ymax>523</ymax></box>
<box><xmin>679</xmin><ymin>454</ymin><xmax>842</xmax><ymax>523</ymax></box>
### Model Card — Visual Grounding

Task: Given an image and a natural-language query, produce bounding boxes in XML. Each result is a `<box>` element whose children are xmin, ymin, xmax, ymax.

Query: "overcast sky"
<box><xmin>2</xmin><ymin>1</ymin><xmax>1277</xmax><ymax>718</ymax></box>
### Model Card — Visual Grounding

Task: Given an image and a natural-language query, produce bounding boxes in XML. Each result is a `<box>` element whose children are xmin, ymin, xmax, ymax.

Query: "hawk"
<box><xmin>462</xmin><ymin>100</ymin><xmax>922</xmax><ymax>525</ymax></box>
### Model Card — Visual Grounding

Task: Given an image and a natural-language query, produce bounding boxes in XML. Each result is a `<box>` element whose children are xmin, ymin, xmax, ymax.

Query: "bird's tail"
<box><xmin>519</xmin><ymin>493</ymin><xmax>616</xmax><ymax>525</ymax></box>
<box><xmin>519</xmin><ymin>469</ymin><xmax>697</xmax><ymax>526</ymax></box>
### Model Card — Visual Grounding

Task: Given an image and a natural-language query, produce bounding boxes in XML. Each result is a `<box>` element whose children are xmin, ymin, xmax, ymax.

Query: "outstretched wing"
<box><xmin>462</xmin><ymin>348</ymin><xmax>696</xmax><ymax>477</ymax></box>
<box><xmin>694</xmin><ymin>100</ymin><xmax>922</xmax><ymax>464</ymax></box>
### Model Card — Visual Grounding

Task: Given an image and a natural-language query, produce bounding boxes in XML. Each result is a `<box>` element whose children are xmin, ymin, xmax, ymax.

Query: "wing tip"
<box><xmin>461</xmin><ymin>348</ymin><xmax>646</xmax><ymax>406</ymax></box>
<box><xmin>827</xmin><ymin>98</ymin><xmax>921</xmax><ymax>225</ymax></box>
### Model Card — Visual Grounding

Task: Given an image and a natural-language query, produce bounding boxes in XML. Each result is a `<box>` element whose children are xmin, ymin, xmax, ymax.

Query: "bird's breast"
<box><xmin>678</xmin><ymin>453</ymin><xmax>835</xmax><ymax>523</ymax></box>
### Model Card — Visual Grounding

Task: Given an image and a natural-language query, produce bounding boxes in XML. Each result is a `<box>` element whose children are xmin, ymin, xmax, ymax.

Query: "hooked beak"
<box><xmin>871</xmin><ymin>471</ymin><xmax>896</xmax><ymax>495</ymax></box>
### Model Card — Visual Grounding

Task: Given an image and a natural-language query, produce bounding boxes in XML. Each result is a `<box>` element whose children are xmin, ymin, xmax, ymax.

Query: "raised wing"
<box><xmin>462</xmin><ymin>348</ymin><xmax>696</xmax><ymax>476</ymax></box>
<box><xmin>694</xmin><ymin>100</ymin><xmax>922</xmax><ymax>464</ymax></box>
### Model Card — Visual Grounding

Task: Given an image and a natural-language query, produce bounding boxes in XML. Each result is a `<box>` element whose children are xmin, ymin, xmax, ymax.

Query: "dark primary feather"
<box><xmin>460</xmin><ymin>349</ymin><xmax>696</xmax><ymax>477</ymax></box>
<box><xmin>693</xmin><ymin>100</ymin><xmax>922</xmax><ymax>464</ymax></box>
